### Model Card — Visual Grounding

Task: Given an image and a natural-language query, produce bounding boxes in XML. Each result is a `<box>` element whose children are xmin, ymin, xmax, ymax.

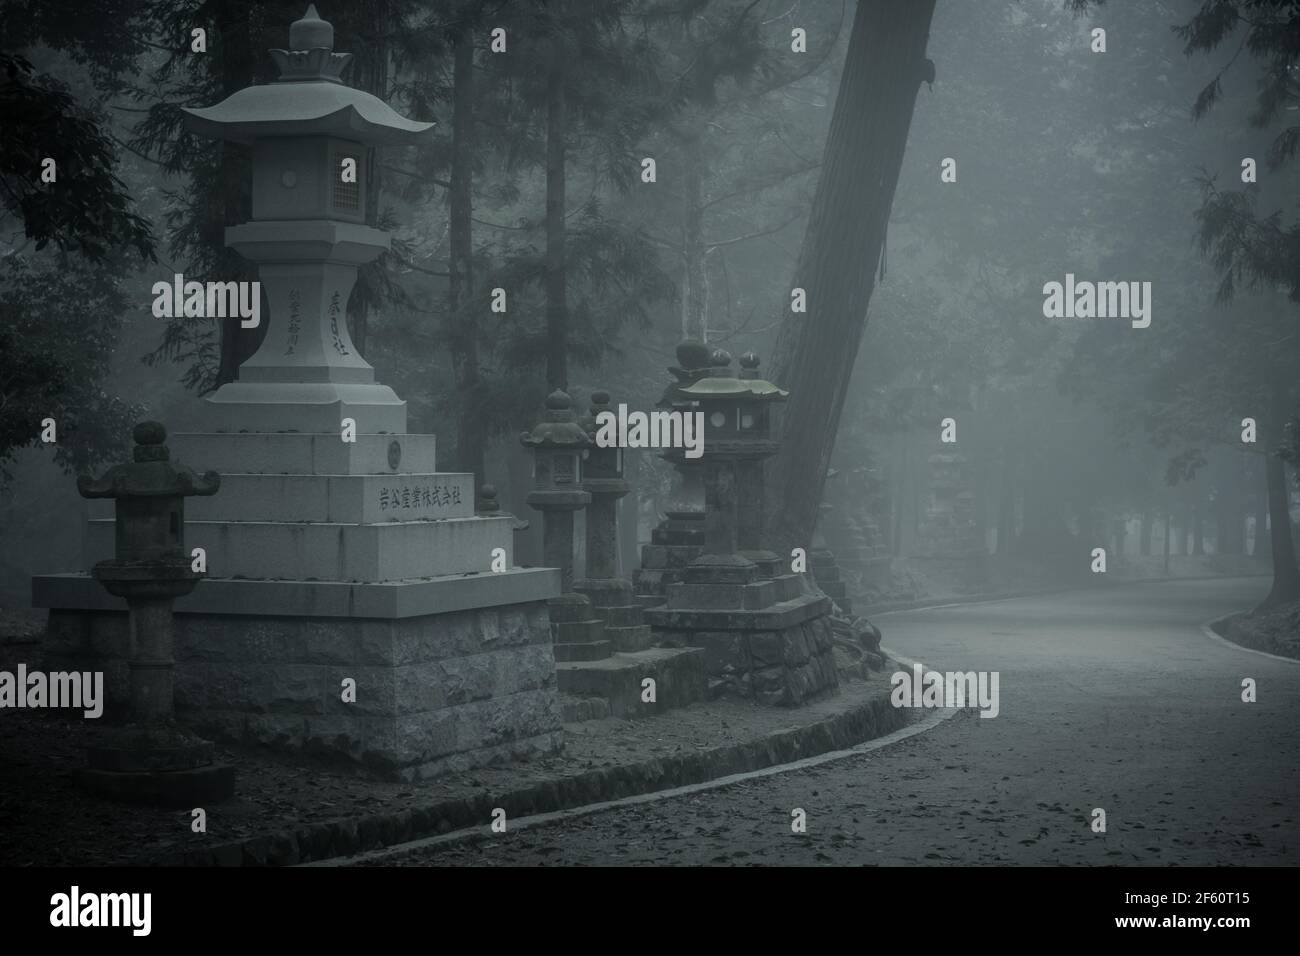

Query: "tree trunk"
<box><xmin>1193</xmin><ymin>497</ymin><xmax>1204</xmax><ymax>555</ymax></box>
<box><xmin>1170</xmin><ymin>504</ymin><xmax>1180</xmax><ymax>572</ymax></box>
<box><xmin>1261</xmin><ymin>398</ymin><xmax>1300</xmax><ymax>606</ymax></box>
<box><xmin>545</xmin><ymin>24</ymin><xmax>568</xmax><ymax>392</ymax></box>
<box><xmin>996</xmin><ymin>443</ymin><xmax>1016</xmax><ymax>557</ymax></box>
<box><xmin>765</xmin><ymin>0</ymin><xmax>937</xmax><ymax>554</ymax></box>
<box><xmin>448</xmin><ymin>31</ymin><xmax>485</xmax><ymax>486</ymax></box>
<box><xmin>214</xmin><ymin>1</ymin><xmax>262</xmax><ymax>386</ymax></box>
<box><xmin>891</xmin><ymin>431</ymin><xmax>908</xmax><ymax>557</ymax></box>
<box><xmin>1253</xmin><ymin>460</ymin><xmax>1270</xmax><ymax>560</ymax></box>
<box><xmin>680</xmin><ymin>123</ymin><xmax>706</xmax><ymax>341</ymax></box>
<box><xmin>1140</xmin><ymin>508</ymin><xmax>1152</xmax><ymax>556</ymax></box>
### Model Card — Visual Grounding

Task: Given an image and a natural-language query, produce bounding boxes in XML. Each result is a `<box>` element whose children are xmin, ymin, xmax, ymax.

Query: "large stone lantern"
<box><xmin>181</xmin><ymin>3</ymin><xmax>434</xmax><ymax>434</ymax></box>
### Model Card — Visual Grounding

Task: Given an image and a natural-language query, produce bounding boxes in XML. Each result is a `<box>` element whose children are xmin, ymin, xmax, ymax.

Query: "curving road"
<box><xmin>388</xmin><ymin>577</ymin><xmax>1298</xmax><ymax>866</ymax></box>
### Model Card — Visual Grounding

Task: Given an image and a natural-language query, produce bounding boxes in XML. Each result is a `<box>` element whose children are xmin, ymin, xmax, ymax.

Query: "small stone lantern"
<box><xmin>520</xmin><ymin>390</ymin><xmax>592</xmax><ymax>592</ymax></box>
<box><xmin>75</xmin><ymin>422</ymin><xmax>234</xmax><ymax>804</ymax></box>
<box><xmin>577</xmin><ymin>390</ymin><xmax>630</xmax><ymax>580</ymax></box>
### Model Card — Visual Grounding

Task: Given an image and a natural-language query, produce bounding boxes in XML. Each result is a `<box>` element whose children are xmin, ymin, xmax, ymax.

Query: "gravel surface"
<box><xmin>371</xmin><ymin>577</ymin><xmax>1297</xmax><ymax>866</ymax></box>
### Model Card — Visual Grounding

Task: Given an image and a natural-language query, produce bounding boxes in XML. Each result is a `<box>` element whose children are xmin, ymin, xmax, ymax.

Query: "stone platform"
<box><xmin>35</xmin><ymin>569</ymin><xmax>562</xmax><ymax>781</ymax></box>
<box><xmin>644</xmin><ymin>573</ymin><xmax>838</xmax><ymax>706</ymax></box>
<box><xmin>34</xmin><ymin>423</ymin><xmax>565</xmax><ymax>779</ymax></box>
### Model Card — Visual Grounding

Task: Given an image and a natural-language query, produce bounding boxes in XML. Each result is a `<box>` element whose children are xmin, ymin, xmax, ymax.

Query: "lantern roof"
<box><xmin>657</xmin><ymin>338</ymin><xmax>715</xmax><ymax>408</ymax></box>
<box><xmin>181</xmin><ymin>5</ymin><xmax>434</xmax><ymax>146</ymax></box>
<box><xmin>520</xmin><ymin>390</ymin><xmax>592</xmax><ymax>450</ymax></box>
<box><xmin>678</xmin><ymin>350</ymin><xmax>788</xmax><ymax>401</ymax></box>
<box><xmin>76</xmin><ymin>422</ymin><xmax>221</xmax><ymax>500</ymax></box>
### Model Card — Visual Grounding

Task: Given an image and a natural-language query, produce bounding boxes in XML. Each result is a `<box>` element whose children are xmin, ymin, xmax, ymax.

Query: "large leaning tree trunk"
<box><xmin>766</xmin><ymin>0</ymin><xmax>937</xmax><ymax>555</ymax></box>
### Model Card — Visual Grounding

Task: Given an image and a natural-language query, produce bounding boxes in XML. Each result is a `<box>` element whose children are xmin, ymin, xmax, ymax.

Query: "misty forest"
<box><xmin>1</xmin><ymin>0</ymin><xmax>1298</xmax><ymax>871</ymax></box>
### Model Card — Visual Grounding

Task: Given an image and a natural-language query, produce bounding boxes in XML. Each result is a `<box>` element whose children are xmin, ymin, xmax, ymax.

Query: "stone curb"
<box><xmin>1204</xmin><ymin>611</ymin><xmax>1300</xmax><ymax>664</ymax></box>
<box><xmin>140</xmin><ymin>682</ymin><xmax>911</xmax><ymax>867</ymax></box>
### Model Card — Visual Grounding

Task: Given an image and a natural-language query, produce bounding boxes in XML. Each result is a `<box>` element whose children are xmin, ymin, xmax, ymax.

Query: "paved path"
<box><xmin>389</xmin><ymin>578</ymin><xmax>1298</xmax><ymax>865</ymax></box>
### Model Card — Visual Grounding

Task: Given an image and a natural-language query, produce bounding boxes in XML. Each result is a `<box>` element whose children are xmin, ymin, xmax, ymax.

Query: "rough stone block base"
<box><xmin>42</xmin><ymin>600</ymin><xmax>563</xmax><ymax>781</ymax></box>
<box><xmin>556</xmin><ymin>647</ymin><xmax>706</xmax><ymax>718</ymax></box>
<box><xmin>645</xmin><ymin>594</ymin><xmax>838</xmax><ymax>706</ymax></box>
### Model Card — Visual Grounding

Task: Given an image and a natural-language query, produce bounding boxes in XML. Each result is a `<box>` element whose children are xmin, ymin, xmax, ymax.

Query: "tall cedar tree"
<box><xmin>765</xmin><ymin>0</ymin><xmax>938</xmax><ymax>555</ymax></box>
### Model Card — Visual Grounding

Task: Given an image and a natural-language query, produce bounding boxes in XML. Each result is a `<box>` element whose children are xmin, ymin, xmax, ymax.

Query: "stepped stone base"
<box><xmin>573</xmin><ymin>577</ymin><xmax>657</xmax><ymax>653</ymax></box>
<box><xmin>556</xmin><ymin>647</ymin><xmax>706</xmax><ymax>719</ymax></box>
<box><xmin>632</xmin><ymin>512</ymin><xmax>705</xmax><ymax>605</ymax></box>
<box><xmin>810</xmin><ymin>548</ymin><xmax>852</xmax><ymax>615</ymax></box>
<box><xmin>34</xmin><ymin>571</ymin><xmax>564</xmax><ymax>781</ymax></box>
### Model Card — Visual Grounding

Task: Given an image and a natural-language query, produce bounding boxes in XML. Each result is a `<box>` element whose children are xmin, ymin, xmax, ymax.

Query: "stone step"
<box><xmin>86</xmin><ymin>515</ymin><xmax>513</xmax><ymax>583</ymax></box>
<box><xmin>593</xmin><ymin>604</ymin><xmax>645</xmax><ymax>628</ymax></box>
<box><xmin>550</xmin><ymin>618</ymin><xmax>606</xmax><ymax>644</ymax></box>
<box><xmin>169</xmin><ymin>432</ymin><xmax>437</xmax><ymax>477</ymax></box>
<box><xmin>603</xmin><ymin>623</ymin><xmax>654</xmax><ymax>653</ymax></box>
<box><xmin>561</xmin><ymin>694</ymin><xmax>611</xmax><ymax>723</ymax></box>
<box><xmin>556</xmin><ymin>647</ymin><xmax>706</xmax><ymax>718</ymax></box>
<box><xmin>553</xmin><ymin>640</ymin><xmax>613</xmax><ymax>663</ymax></box>
<box><xmin>88</xmin><ymin>472</ymin><xmax>475</xmax><ymax>525</ymax></box>
<box><xmin>667</xmin><ymin>578</ymin><xmax>779</xmax><ymax>611</ymax></box>
<box><xmin>630</xmin><ymin>593</ymin><xmax>667</xmax><ymax>609</ymax></box>
<box><xmin>770</xmin><ymin>574</ymin><xmax>803</xmax><ymax>602</ymax></box>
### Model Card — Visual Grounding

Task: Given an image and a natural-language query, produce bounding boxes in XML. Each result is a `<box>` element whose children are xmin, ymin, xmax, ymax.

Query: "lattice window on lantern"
<box><xmin>332</xmin><ymin>149</ymin><xmax>361</xmax><ymax>212</ymax></box>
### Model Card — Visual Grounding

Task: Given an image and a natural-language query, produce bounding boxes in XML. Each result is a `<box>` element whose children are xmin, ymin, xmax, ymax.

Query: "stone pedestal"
<box><xmin>632</xmin><ymin>465</ymin><xmax>705</xmax><ymax>607</ymax></box>
<box><xmin>39</xmin><ymin>420</ymin><xmax>562</xmax><ymax>781</ymax></box>
<box><xmin>632</xmin><ymin>340</ymin><xmax>712</xmax><ymax>606</ymax></box>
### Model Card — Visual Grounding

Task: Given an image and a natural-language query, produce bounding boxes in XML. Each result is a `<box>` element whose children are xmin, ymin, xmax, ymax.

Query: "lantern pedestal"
<box><xmin>633</xmin><ymin>341</ymin><xmax>712</xmax><ymax>607</ymax></box>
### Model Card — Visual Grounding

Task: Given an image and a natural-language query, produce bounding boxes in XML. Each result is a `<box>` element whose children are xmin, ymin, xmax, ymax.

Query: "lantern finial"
<box><xmin>290</xmin><ymin>5</ymin><xmax>334</xmax><ymax>52</ymax></box>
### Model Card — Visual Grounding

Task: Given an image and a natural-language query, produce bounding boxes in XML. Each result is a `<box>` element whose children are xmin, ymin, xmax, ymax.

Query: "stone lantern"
<box><xmin>645</xmin><ymin>357</ymin><xmax>839</xmax><ymax>708</ymax></box>
<box><xmin>520</xmin><ymin>390</ymin><xmax>592</xmax><ymax>593</ymax></box>
<box><xmin>631</xmin><ymin>339</ymin><xmax>713</xmax><ymax>605</ymax></box>
<box><xmin>575</xmin><ymin>391</ymin><xmax>653</xmax><ymax>652</ymax></box>
<box><xmin>676</xmin><ymin>349</ymin><xmax>787</xmax><ymax>575</ymax></box>
<box><xmin>181</xmin><ymin>3</ymin><xmax>434</xmax><ymax>434</ymax></box>
<box><xmin>521</xmin><ymin>391</ymin><xmax>610</xmax><ymax>662</ymax></box>
<box><xmin>75</xmin><ymin>421</ymin><xmax>234</xmax><ymax>803</ymax></box>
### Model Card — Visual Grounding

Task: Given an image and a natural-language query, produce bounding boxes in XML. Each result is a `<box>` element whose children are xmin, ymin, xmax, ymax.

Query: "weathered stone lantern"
<box><xmin>645</xmin><ymin>356</ymin><xmax>838</xmax><ymax>707</ymax></box>
<box><xmin>181</xmin><ymin>3</ymin><xmax>434</xmax><ymax>434</ymax></box>
<box><xmin>521</xmin><ymin>391</ymin><xmax>610</xmax><ymax>661</ymax></box>
<box><xmin>75</xmin><ymin>422</ymin><xmax>234</xmax><ymax>804</ymax></box>
<box><xmin>520</xmin><ymin>391</ymin><xmax>592</xmax><ymax>591</ymax></box>
<box><xmin>677</xmin><ymin>349</ymin><xmax>788</xmax><ymax>575</ymax></box>
<box><xmin>574</xmin><ymin>391</ymin><xmax>654</xmax><ymax>652</ymax></box>
<box><xmin>631</xmin><ymin>339</ymin><xmax>713</xmax><ymax>605</ymax></box>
